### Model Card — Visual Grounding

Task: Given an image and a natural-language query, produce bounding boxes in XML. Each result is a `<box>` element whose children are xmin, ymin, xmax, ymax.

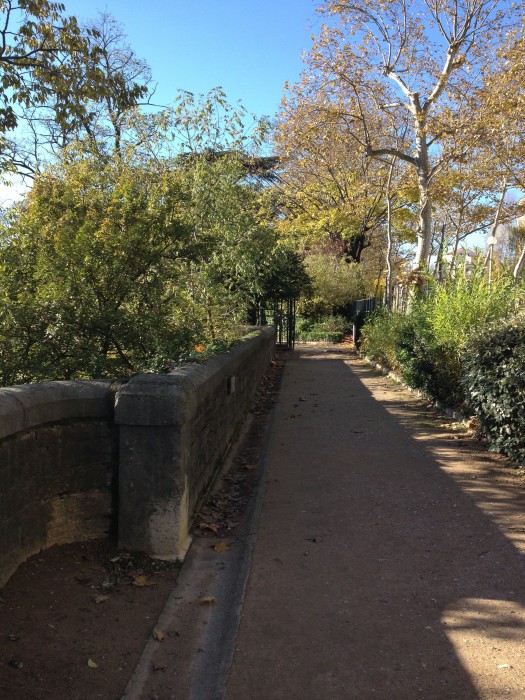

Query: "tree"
<box><xmin>5</xmin><ymin>11</ymin><xmax>155</xmax><ymax>178</ymax></box>
<box><xmin>302</xmin><ymin>0</ymin><xmax>513</xmax><ymax>269</ymax></box>
<box><xmin>0</xmin><ymin>88</ymin><xmax>284</xmax><ymax>382</ymax></box>
<box><xmin>0</xmin><ymin>1</ymin><xmax>105</xmax><ymax>175</ymax></box>
<box><xmin>274</xmin><ymin>92</ymin><xmax>394</xmax><ymax>263</ymax></box>
<box><xmin>468</xmin><ymin>20</ymin><xmax>525</xmax><ymax>191</ymax></box>
<box><xmin>0</xmin><ymin>149</ymin><xmax>197</xmax><ymax>381</ymax></box>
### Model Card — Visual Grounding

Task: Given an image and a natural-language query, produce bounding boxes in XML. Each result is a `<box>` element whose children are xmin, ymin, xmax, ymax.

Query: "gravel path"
<box><xmin>224</xmin><ymin>344</ymin><xmax>525</xmax><ymax>700</ymax></box>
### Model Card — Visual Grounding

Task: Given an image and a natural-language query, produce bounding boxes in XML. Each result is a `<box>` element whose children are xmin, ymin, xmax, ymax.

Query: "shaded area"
<box><xmin>0</xmin><ymin>540</ymin><xmax>180</xmax><ymax>700</ymax></box>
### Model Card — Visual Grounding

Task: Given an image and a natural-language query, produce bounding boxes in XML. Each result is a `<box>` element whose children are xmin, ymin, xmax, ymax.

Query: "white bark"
<box><xmin>385</xmin><ymin>158</ymin><xmax>396</xmax><ymax>308</ymax></box>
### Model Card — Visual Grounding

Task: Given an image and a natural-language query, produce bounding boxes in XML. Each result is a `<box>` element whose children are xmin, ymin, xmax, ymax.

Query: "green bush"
<box><xmin>295</xmin><ymin>314</ymin><xmax>350</xmax><ymax>343</ymax></box>
<box><xmin>302</xmin><ymin>253</ymin><xmax>368</xmax><ymax>316</ymax></box>
<box><xmin>361</xmin><ymin>271</ymin><xmax>522</xmax><ymax>408</ymax></box>
<box><xmin>394</xmin><ymin>305</ymin><xmax>466</xmax><ymax>406</ymax></box>
<box><xmin>463</xmin><ymin>319</ymin><xmax>525</xmax><ymax>462</ymax></box>
<box><xmin>360</xmin><ymin>308</ymin><xmax>408</xmax><ymax>370</ymax></box>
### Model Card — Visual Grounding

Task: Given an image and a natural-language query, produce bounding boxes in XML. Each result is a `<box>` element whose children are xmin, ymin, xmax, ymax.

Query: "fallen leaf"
<box><xmin>199</xmin><ymin>522</ymin><xmax>219</xmax><ymax>533</ymax></box>
<box><xmin>93</xmin><ymin>595</ymin><xmax>109</xmax><ymax>604</ymax></box>
<box><xmin>110</xmin><ymin>556</ymin><xmax>121</xmax><ymax>563</ymax></box>
<box><xmin>87</xmin><ymin>658</ymin><xmax>98</xmax><ymax>668</ymax></box>
<box><xmin>153</xmin><ymin>629</ymin><xmax>165</xmax><ymax>641</ymax></box>
<box><xmin>199</xmin><ymin>596</ymin><xmax>217</xmax><ymax>606</ymax></box>
<box><xmin>132</xmin><ymin>574</ymin><xmax>156</xmax><ymax>587</ymax></box>
<box><xmin>213</xmin><ymin>542</ymin><xmax>231</xmax><ymax>553</ymax></box>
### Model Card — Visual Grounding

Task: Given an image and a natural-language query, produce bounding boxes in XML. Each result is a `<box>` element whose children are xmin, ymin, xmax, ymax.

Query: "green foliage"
<box><xmin>296</xmin><ymin>314</ymin><xmax>350</xmax><ymax>343</ymax></box>
<box><xmin>361</xmin><ymin>270</ymin><xmax>522</xmax><ymax>407</ymax></box>
<box><xmin>0</xmin><ymin>154</ymin><xmax>194</xmax><ymax>382</ymax></box>
<box><xmin>257</xmin><ymin>247</ymin><xmax>311</xmax><ymax>303</ymax></box>
<box><xmin>0</xmin><ymin>2</ymin><xmax>134</xmax><ymax>177</ymax></box>
<box><xmin>300</xmin><ymin>250</ymin><xmax>367</xmax><ymax>317</ymax></box>
<box><xmin>170</xmin><ymin>87</ymin><xmax>269</xmax><ymax>156</ymax></box>
<box><xmin>0</xmin><ymin>2</ymin><xmax>90</xmax><ymax>135</ymax></box>
<box><xmin>395</xmin><ymin>310</ymin><xmax>463</xmax><ymax>405</ymax></box>
<box><xmin>0</xmin><ymin>138</ymin><xmax>279</xmax><ymax>383</ymax></box>
<box><xmin>425</xmin><ymin>271</ymin><xmax>517</xmax><ymax>348</ymax></box>
<box><xmin>464</xmin><ymin>319</ymin><xmax>525</xmax><ymax>462</ymax></box>
<box><xmin>361</xmin><ymin>307</ymin><xmax>409</xmax><ymax>370</ymax></box>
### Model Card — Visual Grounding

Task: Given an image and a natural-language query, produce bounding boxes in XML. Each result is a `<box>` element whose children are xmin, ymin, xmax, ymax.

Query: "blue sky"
<box><xmin>63</xmin><ymin>0</ymin><xmax>321</xmax><ymax>119</ymax></box>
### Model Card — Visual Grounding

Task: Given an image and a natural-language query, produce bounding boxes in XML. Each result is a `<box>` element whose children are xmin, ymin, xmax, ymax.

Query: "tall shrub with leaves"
<box><xmin>361</xmin><ymin>308</ymin><xmax>410</xmax><ymax>370</ymax></box>
<box><xmin>362</xmin><ymin>269</ymin><xmax>521</xmax><ymax>406</ymax></box>
<box><xmin>0</xmin><ymin>151</ymin><xmax>198</xmax><ymax>382</ymax></box>
<box><xmin>403</xmin><ymin>271</ymin><xmax>519</xmax><ymax>405</ymax></box>
<box><xmin>464</xmin><ymin>320</ymin><xmax>525</xmax><ymax>462</ymax></box>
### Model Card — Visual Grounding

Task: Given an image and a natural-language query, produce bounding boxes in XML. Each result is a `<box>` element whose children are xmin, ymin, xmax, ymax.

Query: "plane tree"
<box><xmin>294</xmin><ymin>0</ymin><xmax>514</xmax><ymax>269</ymax></box>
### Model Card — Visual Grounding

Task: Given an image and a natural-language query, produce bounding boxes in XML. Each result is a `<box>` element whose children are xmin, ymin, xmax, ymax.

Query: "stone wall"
<box><xmin>115</xmin><ymin>326</ymin><xmax>275</xmax><ymax>561</ymax></box>
<box><xmin>0</xmin><ymin>327</ymin><xmax>275</xmax><ymax>587</ymax></box>
<box><xmin>0</xmin><ymin>380</ymin><xmax>122</xmax><ymax>588</ymax></box>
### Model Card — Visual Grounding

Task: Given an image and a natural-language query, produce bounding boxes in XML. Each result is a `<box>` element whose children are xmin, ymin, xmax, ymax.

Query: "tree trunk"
<box><xmin>343</xmin><ymin>230</ymin><xmax>368</xmax><ymax>264</ymax></box>
<box><xmin>414</xmin><ymin>134</ymin><xmax>432</xmax><ymax>269</ymax></box>
<box><xmin>434</xmin><ymin>223</ymin><xmax>446</xmax><ymax>282</ymax></box>
<box><xmin>385</xmin><ymin>159</ymin><xmax>396</xmax><ymax>308</ymax></box>
<box><xmin>513</xmin><ymin>245</ymin><xmax>525</xmax><ymax>281</ymax></box>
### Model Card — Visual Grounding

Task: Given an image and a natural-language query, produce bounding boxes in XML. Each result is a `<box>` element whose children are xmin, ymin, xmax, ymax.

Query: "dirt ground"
<box><xmin>0</xmin><ymin>357</ymin><xmax>285</xmax><ymax>700</ymax></box>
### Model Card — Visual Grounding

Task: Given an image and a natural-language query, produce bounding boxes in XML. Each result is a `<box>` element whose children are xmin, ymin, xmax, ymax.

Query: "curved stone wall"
<box><xmin>0</xmin><ymin>380</ymin><xmax>122</xmax><ymax>588</ymax></box>
<box><xmin>0</xmin><ymin>327</ymin><xmax>276</xmax><ymax>588</ymax></box>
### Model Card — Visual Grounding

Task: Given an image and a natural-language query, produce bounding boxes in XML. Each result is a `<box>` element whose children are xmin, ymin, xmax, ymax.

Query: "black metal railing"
<box><xmin>349</xmin><ymin>297</ymin><xmax>379</xmax><ymax>344</ymax></box>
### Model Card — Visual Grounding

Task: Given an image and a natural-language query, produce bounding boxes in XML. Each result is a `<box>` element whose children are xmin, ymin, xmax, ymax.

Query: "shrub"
<box><xmin>394</xmin><ymin>305</ymin><xmax>466</xmax><ymax>406</ymax></box>
<box><xmin>360</xmin><ymin>308</ymin><xmax>408</xmax><ymax>370</ymax></box>
<box><xmin>361</xmin><ymin>270</ymin><xmax>523</xmax><ymax>408</ymax></box>
<box><xmin>463</xmin><ymin>319</ymin><xmax>525</xmax><ymax>462</ymax></box>
<box><xmin>295</xmin><ymin>314</ymin><xmax>350</xmax><ymax>343</ymax></box>
<box><xmin>303</xmin><ymin>253</ymin><xmax>368</xmax><ymax>316</ymax></box>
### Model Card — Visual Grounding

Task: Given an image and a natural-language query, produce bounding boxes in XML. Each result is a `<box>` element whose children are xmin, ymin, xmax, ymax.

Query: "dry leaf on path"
<box><xmin>93</xmin><ymin>595</ymin><xmax>109</xmax><ymax>604</ymax></box>
<box><xmin>153</xmin><ymin>629</ymin><xmax>166</xmax><ymax>641</ymax></box>
<box><xmin>132</xmin><ymin>574</ymin><xmax>156</xmax><ymax>587</ymax></box>
<box><xmin>87</xmin><ymin>658</ymin><xmax>98</xmax><ymax>668</ymax></box>
<box><xmin>212</xmin><ymin>542</ymin><xmax>231</xmax><ymax>553</ymax></box>
<box><xmin>199</xmin><ymin>596</ymin><xmax>217</xmax><ymax>606</ymax></box>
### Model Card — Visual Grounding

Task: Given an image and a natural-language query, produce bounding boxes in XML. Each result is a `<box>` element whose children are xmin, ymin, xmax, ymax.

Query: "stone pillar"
<box><xmin>115</xmin><ymin>374</ymin><xmax>196</xmax><ymax>561</ymax></box>
<box><xmin>114</xmin><ymin>327</ymin><xmax>276</xmax><ymax>561</ymax></box>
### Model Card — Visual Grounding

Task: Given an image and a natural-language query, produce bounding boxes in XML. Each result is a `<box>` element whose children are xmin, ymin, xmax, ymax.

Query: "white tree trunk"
<box><xmin>413</xmin><ymin>130</ymin><xmax>432</xmax><ymax>270</ymax></box>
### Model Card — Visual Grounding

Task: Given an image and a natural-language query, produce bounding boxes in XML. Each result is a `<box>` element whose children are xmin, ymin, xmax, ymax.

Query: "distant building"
<box><xmin>443</xmin><ymin>247</ymin><xmax>479</xmax><ymax>275</ymax></box>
